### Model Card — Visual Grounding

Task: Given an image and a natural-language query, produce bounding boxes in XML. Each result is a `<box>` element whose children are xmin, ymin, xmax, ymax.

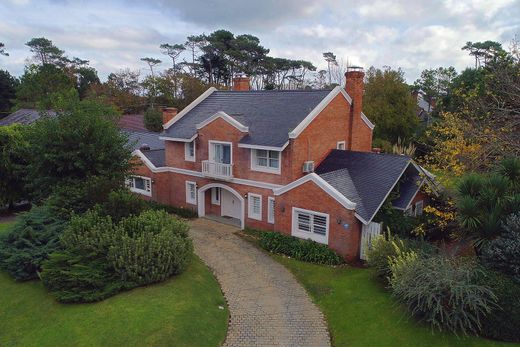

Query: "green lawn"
<box><xmin>275</xmin><ymin>256</ymin><xmax>516</xmax><ymax>347</ymax></box>
<box><xmin>0</xmin><ymin>219</ymin><xmax>228</xmax><ymax>347</ymax></box>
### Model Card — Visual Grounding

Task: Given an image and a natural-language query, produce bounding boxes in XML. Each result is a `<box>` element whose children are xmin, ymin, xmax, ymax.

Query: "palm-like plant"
<box><xmin>456</xmin><ymin>158</ymin><xmax>520</xmax><ymax>249</ymax></box>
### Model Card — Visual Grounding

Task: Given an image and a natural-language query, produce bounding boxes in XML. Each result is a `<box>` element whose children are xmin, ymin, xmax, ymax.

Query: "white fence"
<box><xmin>360</xmin><ymin>222</ymin><xmax>382</xmax><ymax>261</ymax></box>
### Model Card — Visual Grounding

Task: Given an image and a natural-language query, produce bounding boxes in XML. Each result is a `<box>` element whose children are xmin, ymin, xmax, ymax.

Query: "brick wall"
<box><xmin>274</xmin><ymin>180</ymin><xmax>362</xmax><ymax>261</ymax></box>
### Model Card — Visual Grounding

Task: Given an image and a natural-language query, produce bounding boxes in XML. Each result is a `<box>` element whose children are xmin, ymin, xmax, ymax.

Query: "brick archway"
<box><xmin>197</xmin><ymin>183</ymin><xmax>245</xmax><ymax>229</ymax></box>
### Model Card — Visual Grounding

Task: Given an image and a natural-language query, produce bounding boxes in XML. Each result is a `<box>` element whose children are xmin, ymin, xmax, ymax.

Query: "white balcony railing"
<box><xmin>202</xmin><ymin>160</ymin><xmax>233</xmax><ymax>179</ymax></box>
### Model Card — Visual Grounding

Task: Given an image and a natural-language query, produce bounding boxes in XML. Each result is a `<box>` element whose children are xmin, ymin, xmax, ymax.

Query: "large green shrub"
<box><xmin>143</xmin><ymin>107</ymin><xmax>163</xmax><ymax>132</ymax></box>
<box><xmin>110</xmin><ymin>210</ymin><xmax>192</xmax><ymax>285</ymax></box>
<box><xmin>259</xmin><ymin>231</ymin><xmax>342</xmax><ymax>265</ymax></box>
<box><xmin>476</xmin><ymin>270</ymin><xmax>520</xmax><ymax>342</ymax></box>
<box><xmin>0</xmin><ymin>205</ymin><xmax>66</xmax><ymax>280</ymax></box>
<box><xmin>366</xmin><ymin>232</ymin><xmax>436</xmax><ymax>283</ymax></box>
<box><xmin>146</xmin><ymin>200</ymin><xmax>198</xmax><ymax>219</ymax></box>
<box><xmin>389</xmin><ymin>255</ymin><xmax>497</xmax><ymax>335</ymax></box>
<box><xmin>480</xmin><ymin>213</ymin><xmax>520</xmax><ymax>283</ymax></box>
<box><xmin>41</xmin><ymin>209</ymin><xmax>192</xmax><ymax>303</ymax></box>
<box><xmin>99</xmin><ymin>189</ymin><xmax>147</xmax><ymax>222</ymax></box>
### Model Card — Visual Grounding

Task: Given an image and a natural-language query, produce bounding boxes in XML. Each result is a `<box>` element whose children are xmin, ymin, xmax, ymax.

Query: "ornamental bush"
<box><xmin>366</xmin><ymin>232</ymin><xmax>436</xmax><ymax>283</ymax></box>
<box><xmin>110</xmin><ymin>210</ymin><xmax>192</xmax><ymax>286</ymax></box>
<box><xmin>0</xmin><ymin>205</ymin><xmax>66</xmax><ymax>280</ymax></box>
<box><xmin>99</xmin><ymin>189</ymin><xmax>147</xmax><ymax>222</ymax></box>
<box><xmin>41</xmin><ymin>209</ymin><xmax>192</xmax><ymax>303</ymax></box>
<box><xmin>476</xmin><ymin>270</ymin><xmax>520</xmax><ymax>342</ymax></box>
<box><xmin>480</xmin><ymin>213</ymin><xmax>520</xmax><ymax>284</ymax></box>
<box><xmin>259</xmin><ymin>231</ymin><xmax>342</xmax><ymax>265</ymax></box>
<box><xmin>389</xmin><ymin>255</ymin><xmax>497</xmax><ymax>335</ymax></box>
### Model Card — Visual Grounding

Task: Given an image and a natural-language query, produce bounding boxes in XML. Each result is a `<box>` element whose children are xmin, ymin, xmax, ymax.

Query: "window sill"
<box><xmin>250</xmin><ymin>166</ymin><xmax>281</xmax><ymax>175</ymax></box>
<box><xmin>130</xmin><ymin>188</ymin><xmax>152</xmax><ymax>197</ymax></box>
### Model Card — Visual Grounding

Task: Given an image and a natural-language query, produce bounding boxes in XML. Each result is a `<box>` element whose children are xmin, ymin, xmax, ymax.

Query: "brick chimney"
<box><xmin>161</xmin><ymin>107</ymin><xmax>178</xmax><ymax>125</ymax></box>
<box><xmin>345</xmin><ymin>67</ymin><xmax>365</xmax><ymax>149</ymax></box>
<box><xmin>232</xmin><ymin>76</ymin><xmax>250</xmax><ymax>91</ymax></box>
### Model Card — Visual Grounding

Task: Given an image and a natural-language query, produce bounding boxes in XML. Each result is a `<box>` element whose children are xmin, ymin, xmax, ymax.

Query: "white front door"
<box><xmin>221</xmin><ymin>189</ymin><xmax>241</xmax><ymax>220</ymax></box>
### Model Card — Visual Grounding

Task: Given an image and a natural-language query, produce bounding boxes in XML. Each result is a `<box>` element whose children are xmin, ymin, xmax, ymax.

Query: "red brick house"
<box><xmin>129</xmin><ymin>69</ymin><xmax>434</xmax><ymax>261</ymax></box>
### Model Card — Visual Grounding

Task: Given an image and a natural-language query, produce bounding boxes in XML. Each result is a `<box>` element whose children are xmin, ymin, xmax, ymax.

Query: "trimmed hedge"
<box><xmin>259</xmin><ymin>231</ymin><xmax>342</xmax><ymax>265</ymax></box>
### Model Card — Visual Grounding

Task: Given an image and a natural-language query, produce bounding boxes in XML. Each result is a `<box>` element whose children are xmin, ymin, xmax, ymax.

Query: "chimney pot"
<box><xmin>232</xmin><ymin>75</ymin><xmax>250</xmax><ymax>91</ymax></box>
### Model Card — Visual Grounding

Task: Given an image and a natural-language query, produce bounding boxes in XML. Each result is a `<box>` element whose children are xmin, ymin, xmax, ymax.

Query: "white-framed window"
<box><xmin>248</xmin><ymin>193</ymin><xmax>262</xmax><ymax>220</ymax></box>
<box><xmin>337</xmin><ymin>141</ymin><xmax>346</xmax><ymax>150</ymax></box>
<box><xmin>291</xmin><ymin>207</ymin><xmax>329</xmax><ymax>244</ymax></box>
<box><xmin>267</xmin><ymin>197</ymin><xmax>275</xmax><ymax>224</ymax></box>
<box><xmin>415</xmin><ymin>200</ymin><xmax>424</xmax><ymax>216</ymax></box>
<box><xmin>126</xmin><ymin>176</ymin><xmax>152</xmax><ymax>197</ymax></box>
<box><xmin>405</xmin><ymin>206</ymin><xmax>413</xmax><ymax>216</ymax></box>
<box><xmin>251</xmin><ymin>149</ymin><xmax>281</xmax><ymax>174</ymax></box>
<box><xmin>185</xmin><ymin>141</ymin><xmax>195</xmax><ymax>162</ymax></box>
<box><xmin>209</xmin><ymin>141</ymin><xmax>232</xmax><ymax>164</ymax></box>
<box><xmin>186</xmin><ymin>181</ymin><xmax>197</xmax><ymax>205</ymax></box>
<box><xmin>211</xmin><ymin>187</ymin><xmax>220</xmax><ymax>205</ymax></box>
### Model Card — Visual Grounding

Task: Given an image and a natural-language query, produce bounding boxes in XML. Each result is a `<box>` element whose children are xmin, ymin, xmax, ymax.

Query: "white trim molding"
<box><xmin>247</xmin><ymin>193</ymin><xmax>263</xmax><ymax>221</ymax></box>
<box><xmin>274</xmin><ymin>173</ymin><xmax>356</xmax><ymax>210</ymax></box>
<box><xmin>361</xmin><ymin>112</ymin><xmax>375</xmax><ymax>130</ymax></box>
<box><xmin>289</xmin><ymin>87</ymin><xmax>353</xmax><ymax>139</ymax></box>
<box><xmin>163</xmin><ymin>87</ymin><xmax>217</xmax><ymax>129</ymax></box>
<box><xmin>197</xmin><ymin>183</ymin><xmax>245</xmax><ymax>229</ymax></box>
<box><xmin>336</xmin><ymin>141</ymin><xmax>346</xmax><ymax>150</ymax></box>
<box><xmin>127</xmin><ymin>175</ymin><xmax>152</xmax><ymax>197</ymax></box>
<box><xmin>159</xmin><ymin>134</ymin><xmax>198</xmax><ymax>143</ymax></box>
<box><xmin>196</xmin><ymin>111</ymin><xmax>249</xmax><ymax>133</ymax></box>
<box><xmin>237</xmin><ymin>142</ymin><xmax>289</xmax><ymax>151</ymax></box>
<box><xmin>132</xmin><ymin>149</ymin><xmax>284</xmax><ymax>191</ymax></box>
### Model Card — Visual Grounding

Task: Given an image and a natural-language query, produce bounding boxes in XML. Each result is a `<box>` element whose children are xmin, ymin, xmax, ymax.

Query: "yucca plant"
<box><xmin>456</xmin><ymin>157</ymin><xmax>520</xmax><ymax>249</ymax></box>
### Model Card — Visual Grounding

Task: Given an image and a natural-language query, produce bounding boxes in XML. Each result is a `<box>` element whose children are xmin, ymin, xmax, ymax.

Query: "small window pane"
<box><xmin>269</xmin><ymin>151</ymin><xmax>279</xmax><ymax>159</ymax></box>
<box><xmin>313</xmin><ymin>215</ymin><xmax>327</xmax><ymax>235</ymax></box>
<box><xmin>297</xmin><ymin>213</ymin><xmax>311</xmax><ymax>232</ymax></box>
<box><xmin>134</xmin><ymin>177</ymin><xmax>145</xmax><ymax>190</ymax></box>
<box><xmin>257</xmin><ymin>157</ymin><xmax>268</xmax><ymax>166</ymax></box>
<box><xmin>257</xmin><ymin>150</ymin><xmax>268</xmax><ymax>158</ymax></box>
<box><xmin>269</xmin><ymin>158</ymin><xmax>279</xmax><ymax>168</ymax></box>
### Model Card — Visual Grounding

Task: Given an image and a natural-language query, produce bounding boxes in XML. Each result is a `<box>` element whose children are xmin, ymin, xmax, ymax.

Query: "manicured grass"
<box><xmin>275</xmin><ymin>256</ymin><xmax>516</xmax><ymax>347</ymax></box>
<box><xmin>0</xmin><ymin>218</ymin><xmax>229</xmax><ymax>347</ymax></box>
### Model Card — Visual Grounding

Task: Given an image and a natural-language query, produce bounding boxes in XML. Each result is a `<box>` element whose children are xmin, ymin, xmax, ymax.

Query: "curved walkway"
<box><xmin>189</xmin><ymin>218</ymin><xmax>331</xmax><ymax>347</ymax></box>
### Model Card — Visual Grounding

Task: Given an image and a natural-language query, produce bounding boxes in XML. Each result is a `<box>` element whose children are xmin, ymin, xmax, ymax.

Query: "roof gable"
<box><xmin>316</xmin><ymin>150</ymin><xmax>411</xmax><ymax>223</ymax></box>
<box><xmin>196</xmin><ymin>111</ymin><xmax>249</xmax><ymax>132</ymax></box>
<box><xmin>162</xmin><ymin>89</ymin><xmax>331</xmax><ymax>148</ymax></box>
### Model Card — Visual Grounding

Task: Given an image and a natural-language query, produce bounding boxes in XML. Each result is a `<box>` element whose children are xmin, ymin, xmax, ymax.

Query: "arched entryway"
<box><xmin>197</xmin><ymin>183</ymin><xmax>245</xmax><ymax>229</ymax></box>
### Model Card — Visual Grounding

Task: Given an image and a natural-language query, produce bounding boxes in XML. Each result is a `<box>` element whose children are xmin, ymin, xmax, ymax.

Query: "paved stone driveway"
<box><xmin>189</xmin><ymin>218</ymin><xmax>331</xmax><ymax>347</ymax></box>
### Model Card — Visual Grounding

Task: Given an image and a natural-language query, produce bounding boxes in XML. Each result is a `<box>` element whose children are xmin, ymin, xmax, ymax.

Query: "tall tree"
<box><xmin>414</xmin><ymin>66</ymin><xmax>457</xmax><ymax>112</ymax></box>
<box><xmin>363</xmin><ymin>66</ymin><xmax>418</xmax><ymax>143</ymax></box>
<box><xmin>25</xmin><ymin>37</ymin><xmax>66</xmax><ymax>65</ymax></box>
<box><xmin>0</xmin><ymin>70</ymin><xmax>17</xmax><ymax>113</ymax></box>
<box><xmin>140</xmin><ymin>57</ymin><xmax>161</xmax><ymax>106</ymax></box>
<box><xmin>462</xmin><ymin>41</ymin><xmax>507</xmax><ymax>68</ymax></box>
<box><xmin>183</xmin><ymin>35</ymin><xmax>206</xmax><ymax>77</ymax></box>
<box><xmin>160</xmin><ymin>43</ymin><xmax>185</xmax><ymax>98</ymax></box>
<box><xmin>0</xmin><ymin>42</ymin><xmax>8</xmax><ymax>56</ymax></box>
<box><xmin>0</xmin><ymin>125</ymin><xmax>29</xmax><ymax>208</ymax></box>
<box><xmin>323</xmin><ymin>52</ymin><xmax>337</xmax><ymax>85</ymax></box>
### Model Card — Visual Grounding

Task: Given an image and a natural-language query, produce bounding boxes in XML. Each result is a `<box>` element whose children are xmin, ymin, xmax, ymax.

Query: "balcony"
<box><xmin>202</xmin><ymin>160</ymin><xmax>233</xmax><ymax>180</ymax></box>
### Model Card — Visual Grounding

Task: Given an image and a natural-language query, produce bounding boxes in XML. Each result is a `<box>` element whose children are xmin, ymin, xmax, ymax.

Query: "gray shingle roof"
<box><xmin>163</xmin><ymin>89</ymin><xmax>332</xmax><ymax>147</ymax></box>
<box><xmin>123</xmin><ymin>130</ymin><xmax>165</xmax><ymax>151</ymax></box>
<box><xmin>141</xmin><ymin>149</ymin><xmax>165</xmax><ymax>167</ymax></box>
<box><xmin>316</xmin><ymin>150</ymin><xmax>412</xmax><ymax>223</ymax></box>
<box><xmin>0</xmin><ymin>109</ymin><xmax>57</xmax><ymax>126</ymax></box>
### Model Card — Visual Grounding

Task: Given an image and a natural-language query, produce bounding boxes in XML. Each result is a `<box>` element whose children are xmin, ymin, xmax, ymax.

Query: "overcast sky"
<box><xmin>1</xmin><ymin>0</ymin><xmax>519</xmax><ymax>82</ymax></box>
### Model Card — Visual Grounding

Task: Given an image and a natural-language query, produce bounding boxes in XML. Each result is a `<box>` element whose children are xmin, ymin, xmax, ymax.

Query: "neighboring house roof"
<box><xmin>141</xmin><ymin>149</ymin><xmax>165</xmax><ymax>167</ymax></box>
<box><xmin>163</xmin><ymin>89</ymin><xmax>332</xmax><ymax>148</ymax></box>
<box><xmin>117</xmin><ymin>114</ymin><xmax>147</xmax><ymax>132</ymax></box>
<box><xmin>0</xmin><ymin>109</ymin><xmax>57</xmax><ymax>126</ymax></box>
<box><xmin>124</xmin><ymin>130</ymin><xmax>164</xmax><ymax>151</ymax></box>
<box><xmin>315</xmin><ymin>150</ymin><xmax>413</xmax><ymax>223</ymax></box>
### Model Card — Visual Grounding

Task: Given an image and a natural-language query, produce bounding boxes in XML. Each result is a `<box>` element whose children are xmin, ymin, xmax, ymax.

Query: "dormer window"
<box><xmin>251</xmin><ymin>149</ymin><xmax>281</xmax><ymax>174</ymax></box>
<box><xmin>185</xmin><ymin>141</ymin><xmax>195</xmax><ymax>162</ymax></box>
